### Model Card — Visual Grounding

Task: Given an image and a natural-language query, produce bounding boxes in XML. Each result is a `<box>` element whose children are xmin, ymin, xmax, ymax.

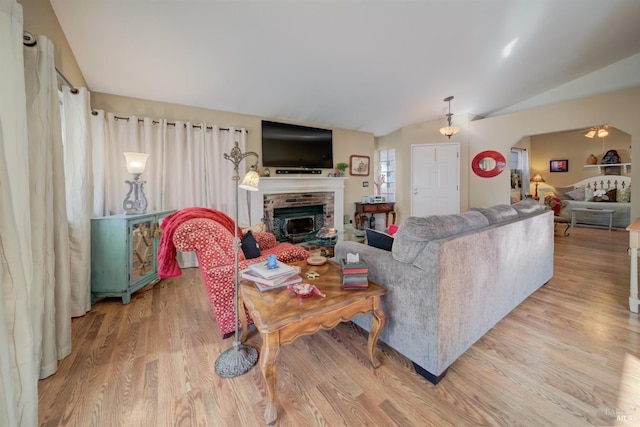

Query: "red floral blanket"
<box><xmin>158</xmin><ymin>207</ymin><xmax>241</xmax><ymax>278</ymax></box>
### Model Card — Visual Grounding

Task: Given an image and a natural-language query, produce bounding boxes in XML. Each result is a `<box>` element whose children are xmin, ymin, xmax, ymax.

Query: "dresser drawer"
<box><xmin>361</xmin><ymin>203</ymin><xmax>394</xmax><ymax>213</ymax></box>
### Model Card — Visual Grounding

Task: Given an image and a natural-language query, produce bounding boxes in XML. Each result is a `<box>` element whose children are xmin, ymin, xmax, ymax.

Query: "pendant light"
<box><xmin>439</xmin><ymin>96</ymin><xmax>459</xmax><ymax>139</ymax></box>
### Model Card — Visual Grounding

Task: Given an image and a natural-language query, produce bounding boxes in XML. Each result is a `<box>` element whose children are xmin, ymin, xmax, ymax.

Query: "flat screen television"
<box><xmin>261</xmin><ymin>120</ymin><xmax>333</xmax><ymax>169</ymax></box>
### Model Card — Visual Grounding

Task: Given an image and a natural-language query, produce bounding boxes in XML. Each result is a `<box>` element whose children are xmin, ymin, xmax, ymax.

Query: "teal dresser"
<box><xmin>91</xmin><ymin>210</ymin><xmax>175</xmax><ymax>304</ymax></box>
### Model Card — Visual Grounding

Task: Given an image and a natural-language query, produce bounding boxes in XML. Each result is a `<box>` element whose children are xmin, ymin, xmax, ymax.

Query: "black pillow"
<box><xmin>241</xmin><ymin>230</ymin><xmax>261</xmax><ymax>259</ymax></box>
<box><xmin>365</xmin><ymin>228</ymin><xmax>394</xmax><ymax>251</ymax></box>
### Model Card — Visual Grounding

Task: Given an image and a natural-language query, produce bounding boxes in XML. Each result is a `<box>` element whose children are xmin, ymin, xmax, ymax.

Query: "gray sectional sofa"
<box><xmin>335</xmin><ymin>200</ymin><xmax>554</xmax><ymax>384</ymax></box>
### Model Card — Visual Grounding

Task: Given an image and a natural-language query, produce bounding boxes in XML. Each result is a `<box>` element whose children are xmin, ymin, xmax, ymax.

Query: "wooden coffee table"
<box><xmin>239</xmin><ymin>259</ymin><xmax>386</xmax><ymax>424</ymax></box>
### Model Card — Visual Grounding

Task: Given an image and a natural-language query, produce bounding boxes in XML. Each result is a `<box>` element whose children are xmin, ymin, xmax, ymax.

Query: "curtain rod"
<box><xmin>90</xmin><ymin>112</ymin><xmax>245</xmax><ymax>133</ymax></box>
<box><xmin>55</xmin><ymin>68</ymin><xmax>79</xmax><ymax>94</ymax></box>
<box><xmin>24</xmin><ymin>31</ymin><xmax>243</xmax><ymax>133</ymax></box>
<box><xmin>23</xmin><ymin>31</ymin><xmax>79</xmax><ymax>94</ymax></box>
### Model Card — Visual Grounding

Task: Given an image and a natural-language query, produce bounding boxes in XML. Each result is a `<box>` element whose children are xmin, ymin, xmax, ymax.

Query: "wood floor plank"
<box><xmin>38</xmin><ymin>227</ymin><xmax>640</xmax><ymax>426</ymax></box>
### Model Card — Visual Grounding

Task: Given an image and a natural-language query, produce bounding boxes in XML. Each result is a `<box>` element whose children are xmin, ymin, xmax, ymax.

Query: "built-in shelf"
<box><xmin>584</xmin><ymin>163</ymin><xmax>631</xmax><ymax>173</ymax></box>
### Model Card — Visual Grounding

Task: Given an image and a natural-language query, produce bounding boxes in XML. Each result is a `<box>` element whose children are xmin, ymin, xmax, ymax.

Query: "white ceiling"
<box><xmin>50</xmin><ymin>0</ymin><xmax>640</xmax><ymax>136</ymax></box>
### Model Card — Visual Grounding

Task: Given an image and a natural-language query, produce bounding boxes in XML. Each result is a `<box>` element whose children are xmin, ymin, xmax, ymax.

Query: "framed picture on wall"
<box><xmin>550</xmin><ymin>159</ymin><xmax>569</xmax><ymax>173</ymax></box>
<box><xmin>349</xmin><ymin>155</ymin><xmax>370</xmax><ymax>176</ymax></box>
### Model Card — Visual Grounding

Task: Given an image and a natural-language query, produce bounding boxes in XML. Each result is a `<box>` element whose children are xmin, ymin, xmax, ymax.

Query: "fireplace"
<box><xmin>247</xmin><ymin>177</ymin><xmax>347</xmax><ymax>233</ymax></box>
<box><xmin>273</xmin><ymin>205</ymin><xmax>324</xmax><ymax>242</ymax></box>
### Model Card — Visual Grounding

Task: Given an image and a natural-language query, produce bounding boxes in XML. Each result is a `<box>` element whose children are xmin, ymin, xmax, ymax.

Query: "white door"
<box><xmin>411</xmin><ymin>143</ymin><xmax>460</xmax><ymax>216</ymax></box>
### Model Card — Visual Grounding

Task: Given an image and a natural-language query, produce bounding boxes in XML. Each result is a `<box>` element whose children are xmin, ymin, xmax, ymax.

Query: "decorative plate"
<box><xmin>287</xmin><ymin>283</ymin><xmax>326</xmax><ymax>298</ymax></box>
<box><xmin>307</xmin><ymin>255</ymin><xmax>327</xmax><ymax>266</ymax></box>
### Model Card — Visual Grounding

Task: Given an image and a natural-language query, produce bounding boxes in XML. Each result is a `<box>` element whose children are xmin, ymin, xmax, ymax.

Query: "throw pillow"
<box><xmin>365</xmin><ymin>228</ymin><xmax>394</xmax><ymax>251</ymax></box>
<box><xmin>584</xmin><ymin>187</ymin><xmax>594</xmax><ymax>202</ymax></box>
<box><xmin>565</xmin><ymin>186</ymin><xmax>586</xmax><ymax>201</ymax></box>
<box><xmin>617</xmin><ymin>187</ymin><xmax>631</xmax><ymax>203</ymax></box>
<box><xmin>240</xmin><ymin>230</ymin><xmax>261</xmax><ymax>259</ymax></box>
<box><xmin>554</xmin><ymin>186</ymin><xmax>574</xmax><ymax>200</ymax></box>
<box><xmin>241</xmin><ymin>222</ymin><xmax>266</xmax><ymax>234</ymax></box>
<box><xmin>545</xmin><ymin>196</ymin><xmax>564</xmax><ymax>215</ymax></box>
<box><xmin>387</xmin><ymin>224</ymin><xmax>399</xmax><ymax>236</ymax></box>
<box><xmin>605</xmin><ymin>188</ymin><xmax>617</xmax><ymax>202</ymax></box>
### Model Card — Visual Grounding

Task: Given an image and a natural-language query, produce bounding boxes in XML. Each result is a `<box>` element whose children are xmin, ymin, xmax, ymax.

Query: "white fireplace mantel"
<box><xmin>249</xmin><ymin>176</ymin><xmax>347</xmax><ymax>231</ymax></box>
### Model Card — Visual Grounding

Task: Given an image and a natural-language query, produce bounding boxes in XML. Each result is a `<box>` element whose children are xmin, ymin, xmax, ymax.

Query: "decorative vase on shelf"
<box><xmin>587</xmin><ymin>154</ymin><xmax>598</xmax><ymax>165</ymax></box>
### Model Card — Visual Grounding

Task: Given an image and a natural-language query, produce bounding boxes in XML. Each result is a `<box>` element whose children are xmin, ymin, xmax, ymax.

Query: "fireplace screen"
<box><xmin>273</xmin><ymin>205</ymin><xmax>324</xmax><ymax>242</ymax></box>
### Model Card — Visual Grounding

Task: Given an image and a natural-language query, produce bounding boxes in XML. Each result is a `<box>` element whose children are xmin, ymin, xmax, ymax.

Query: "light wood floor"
<box><xmin>39</xmin><ymin>227</ymin><xmax>640</xmax><ymax>426</ymax></box>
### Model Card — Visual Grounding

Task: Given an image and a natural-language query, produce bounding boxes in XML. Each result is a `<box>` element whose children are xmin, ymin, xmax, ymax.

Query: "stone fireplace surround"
<box><xmin>248</xmin><ymin>176</ymin><xmax>347</xmax><ymax>233</ymax></box>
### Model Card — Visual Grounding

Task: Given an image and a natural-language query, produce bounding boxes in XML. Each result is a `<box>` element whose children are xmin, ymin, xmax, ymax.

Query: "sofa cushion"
<box><xmin>240</xmin><ymin>230</ymin><xmax>261</xmax><ymax>259</ymax></box>
<box><xmin>470</xmin><ymin>205</ymin><xmax>518</xmax><ymax>225</ymax></box>
<box><xmin>366</xmin><ymin>228</ymin><xmax>394</xmax><ymax>251</ymax></box>
<box><xmin>392</xmin><ymin>211</ymin><xmax>489</xmax><ymax>264</ymax></box>
<box><xmin>511</xmin><ymin>199</ymin><xmax>545</xmax><ymax>217</ymax></box>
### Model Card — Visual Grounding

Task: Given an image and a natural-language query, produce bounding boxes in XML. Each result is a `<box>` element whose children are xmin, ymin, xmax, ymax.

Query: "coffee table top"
<box><xmin>239</xmin><ymin>260</ymin><xmax>385</xmax><ymax>332</ymax></box>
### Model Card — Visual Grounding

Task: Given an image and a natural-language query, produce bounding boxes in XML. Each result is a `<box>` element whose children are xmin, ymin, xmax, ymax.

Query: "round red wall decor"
<box><xmin>471</xmin><ymin>150</ymin><xmax>507</xmax><ymax>178</ymax></box>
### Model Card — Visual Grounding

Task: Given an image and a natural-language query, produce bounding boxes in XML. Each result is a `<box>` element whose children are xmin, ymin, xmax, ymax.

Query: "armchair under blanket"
<box><xmin>161</xmin><ymin>208</ymin><xmax>311</xmax><ymax>338</ymax></box>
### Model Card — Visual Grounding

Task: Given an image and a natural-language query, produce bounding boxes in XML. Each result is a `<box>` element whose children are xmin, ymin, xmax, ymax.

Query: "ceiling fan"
<box><xmin>584</xmin><ymin>124</ymin><xmax>611</xmax><ymax>138</ymax></box>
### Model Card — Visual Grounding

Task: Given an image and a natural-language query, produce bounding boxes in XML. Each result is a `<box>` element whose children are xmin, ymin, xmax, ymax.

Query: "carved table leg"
<box><xmin>239</xmin><ymin>295</ymin><xmax>248</xmax><ymax>343</ymax></box>
<box><xmin>368</xmin><ymin>297</ymin><xmax>386</xmax><ymax>368</ymax></box>
<box><xmin>260</xmin><ymin>332</ymin><xmax>281</xmax><ymax>424</ymax></box>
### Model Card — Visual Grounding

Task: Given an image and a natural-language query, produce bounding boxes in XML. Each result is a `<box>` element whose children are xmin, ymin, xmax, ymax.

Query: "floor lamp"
<box><xmin>214</xmin><ymin>141</ymin><xmax>260</xmax><ymax>378</ymax></box>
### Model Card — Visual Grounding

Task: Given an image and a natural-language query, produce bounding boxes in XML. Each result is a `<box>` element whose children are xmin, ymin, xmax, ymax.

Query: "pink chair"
<box><xmin>172</xmin><ymin>216</ymin><xmax>311</xmax><ymax>337</ymax></box>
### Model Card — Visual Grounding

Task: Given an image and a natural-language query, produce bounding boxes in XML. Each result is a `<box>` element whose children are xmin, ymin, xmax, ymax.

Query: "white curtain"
<box><xmin>1</xmin><ymin>1</ymin><xmax>75</xmax><ymax>424</ymax></box>
<box><xmin>23</xmin><ymin>35</ymin><xmax>73</xmax><ymax>377</ymax></box>
<box><xmin>62</xmin><ymin>87</ymin><xmax>93</xmax><ymax>316</ymax></box>
<box><xmin>91</xmin><ymin>113</ymin><xmax>249</xmax><ymax>267</ymax></box>
<box><xmin>0</xmin><ymin>2</ymin><xmax>37</xmax><ymax>425</ymax></box>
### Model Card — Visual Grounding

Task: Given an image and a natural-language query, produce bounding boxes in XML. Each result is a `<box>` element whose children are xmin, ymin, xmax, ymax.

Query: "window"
<box><xmin>377</xmin><ymin>149</ymin><xmax>395</xmax><ymax>202</ymax></box>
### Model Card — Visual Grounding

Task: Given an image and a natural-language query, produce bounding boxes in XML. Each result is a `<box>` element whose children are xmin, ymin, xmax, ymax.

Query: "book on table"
<box><xmin>247</xmin><ymin>259</ymin><xmax>298</xmax><ymax>280</ymax></box>
<box><xmin>240</xmin><ymin>266</ymin><xmax>302</xmax><ymax>288</ymax></box>
<box><xmin>246</xmin><ymin>273</ymin><xmax>303</xmax><ymax>292</ymax></box>
<box><xmin>342</xmin><ymin>273</ymin><xmax>369</xmax><ymax>290</ymax></box>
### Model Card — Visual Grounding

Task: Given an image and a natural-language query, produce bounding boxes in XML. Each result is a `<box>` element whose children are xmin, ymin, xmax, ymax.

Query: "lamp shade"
<box><xmin>239</xmin><ymin>170</ymin><xmax>260</xmax><ymax>191</ymax></box>
<box><xmin>439</xmin><ymin>126</ymin><xmax>460</xmax><ymax>138</ymax></box>
<box><xmin>530</xmin><ymin>173</ymin><xmax>545</xmax><ymax>183</ymax></box>
<box><xmin>597</xmin><ymin>128</ymin><xmax>609</xmax><ymax>138</ymax></box>
<box><xmin>124</xmin><ymin>152</ymin><xmax>149</xmax><ymax>174</ymax></box>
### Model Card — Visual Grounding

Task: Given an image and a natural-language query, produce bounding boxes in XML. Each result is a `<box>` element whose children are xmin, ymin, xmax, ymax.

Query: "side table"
<box><xmin>354</xmin><ymin>202</ymin><xmax>396</xmax><ymax>229</ymax></box>
<box><xmin>239</xmin><ymin>260</ymin><xmax>386</xmax><ymax>424</ymax></box>
<box><xmin>625</xmin><ymin>218</ymin><xmax>640</xmax><ymax>313</ymax></box>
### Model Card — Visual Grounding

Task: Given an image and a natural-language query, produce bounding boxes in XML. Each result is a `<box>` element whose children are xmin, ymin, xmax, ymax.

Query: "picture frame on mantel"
<box><xmin>350</xmin><ymin>155</ymin><xmax>370</xmax><ymax>176</ymax></box>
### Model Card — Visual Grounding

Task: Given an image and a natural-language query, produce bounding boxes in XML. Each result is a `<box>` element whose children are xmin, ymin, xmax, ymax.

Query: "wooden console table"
<box><xmin>354</xmin><ymin>202</ymin><xmax>396</xmax><ymax>228</ymax></box>
<box><xmin>625</xmin><ymin>218</ymin><xmax>640</xmax><ymax>313</ymax></box>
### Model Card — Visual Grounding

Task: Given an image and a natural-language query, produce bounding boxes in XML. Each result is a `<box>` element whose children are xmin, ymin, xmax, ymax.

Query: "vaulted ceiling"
<box><xmin>50</xmin><ymin>0</ymin><xmax>640</xmax><ymax>136</ymax></box>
